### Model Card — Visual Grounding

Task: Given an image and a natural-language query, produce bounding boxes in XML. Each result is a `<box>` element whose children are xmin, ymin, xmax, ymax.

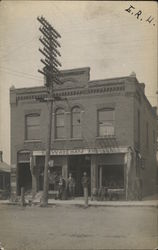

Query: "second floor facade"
<box><xmin>10</xmin><ymin>67</ymin><xmax>157</xmax><ymax>161</ymax></box>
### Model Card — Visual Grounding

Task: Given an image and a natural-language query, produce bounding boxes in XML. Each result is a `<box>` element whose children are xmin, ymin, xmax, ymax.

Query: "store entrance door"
<box><xmin>18</xmin><ymin>163</ymin><xmax>32</xmax><ymax>195</ymax></box>
<box><xmin>69</xmin><ymin>155</ymin><xmax>91</xmax><ymax>196</ymax></box>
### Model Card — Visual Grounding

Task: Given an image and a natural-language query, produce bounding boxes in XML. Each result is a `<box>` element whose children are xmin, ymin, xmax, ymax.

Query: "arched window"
<box><xmin>55</xmin><ymin>108</ymin><xmax>65</xmax><ymax>139</ymax></box>
<box><xmin>25</xmin><ymin>114</ymin><xmax>40</xmax><ymax>140</ymax></box>
<box><xmin>98</xmin><ymin>108</ymin><xmax>115</xmax><ymax>136</ymax></box>
<box><xmin>71</xmin><ymin>107</ymin><xmax>81</xmax><ymax>138</ymax></box>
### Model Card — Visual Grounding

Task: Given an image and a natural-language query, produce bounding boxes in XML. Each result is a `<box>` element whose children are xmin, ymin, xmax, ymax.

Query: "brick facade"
<box><xmin>10</xmin><ymin>68</ymin><xmax>157</xmax><ymax>200</ymax></box>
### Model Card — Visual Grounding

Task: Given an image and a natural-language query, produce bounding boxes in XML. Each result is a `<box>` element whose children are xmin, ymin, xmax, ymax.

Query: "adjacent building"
<box><xmin>10</xmin><ymin>67</ymin><xmax>157</xmax><ymax>200</ymax></box>
<box><xmin>0</xmin><ymin>151</ymin><xmax>10</xmax><ymax>199</ymax></box>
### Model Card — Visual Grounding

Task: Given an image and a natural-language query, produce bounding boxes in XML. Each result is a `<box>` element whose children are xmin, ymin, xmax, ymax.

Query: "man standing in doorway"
<box><xmin>82</xmin><ymin>172</ymin><xmax>89</xmax><ymax>208</ymax></box>
<box><xmin>67</xmin><ymin>173</ymin><xmax>75</xmax><ymax>199</ymax></box>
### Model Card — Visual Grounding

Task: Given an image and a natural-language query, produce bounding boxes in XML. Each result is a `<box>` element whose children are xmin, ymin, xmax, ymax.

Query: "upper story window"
<box><xmin>98</xmin><ymin>109</ymin><xmax>115</xmax><ymax>137</ymax></box>
<box><xmin>25</xmin><ymin>114</ymin><xmax>40</xmax><ymax>140</ymax></box>
<box><xmin>55</xmin><ymin>108</ymin><xmax>65</xmax><ymax>139</ymax></box>
<box><xmin>71</xmin><ymin>107</ymin><xmax>81</xmax><ymax>138</ymax></box>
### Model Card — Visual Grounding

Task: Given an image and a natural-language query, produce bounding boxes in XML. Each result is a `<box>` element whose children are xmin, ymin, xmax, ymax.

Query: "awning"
<box><xmin>0</xmin><ymin>162</ymin><xmax>11</xmax><ymax>172</ymax></box>
<box><xmin>33</xmin><ymin>147</ymin><xmax>129</xmax><ymax>156</ymax></box>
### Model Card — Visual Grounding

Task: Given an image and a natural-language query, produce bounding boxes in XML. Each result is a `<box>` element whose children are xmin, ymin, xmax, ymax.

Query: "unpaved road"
<box><xmin>0</xmin><ymin>204</ymin><xmax>157</xmax><ymax>250</ymax></box>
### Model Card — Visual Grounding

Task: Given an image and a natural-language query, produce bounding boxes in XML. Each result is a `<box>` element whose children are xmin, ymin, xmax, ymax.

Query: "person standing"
<box><xmin>67</xmin><ymin>173</ymin><xmax>75</xmax><ymax>199</ymax></box>
<box><xmin>81</xmin><ymin>172</ymin><xmax>89</xmax><ymax>208</ymax></box>
<box><xmin>58</xmin><ymin>176</ymin><xmax>66</xmax><ymax>200</ymax></box>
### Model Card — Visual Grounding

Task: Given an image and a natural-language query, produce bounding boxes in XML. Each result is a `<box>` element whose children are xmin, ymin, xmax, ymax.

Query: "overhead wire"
<box><xmin>0</xmin><ymin>35</ymin><xmax>39</xmax><ymax>61</ymax></box>
<box><xmin>0</xmin><ymin>67</ymin><xmax>43</xmax><ymax>82</ymax></box>
<box><xmin>0</xmin><ymin>12</ymin><xmax>155</xmax><ymax>62</ymax></box>
<box><xmin>0</xmin><ymin>66</ymin><xmax>42</xmax><ymax>79</ymax></box>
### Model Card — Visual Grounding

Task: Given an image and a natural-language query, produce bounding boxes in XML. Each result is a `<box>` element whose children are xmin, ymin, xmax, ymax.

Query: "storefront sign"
<box><xmin>33</xmin><ymin>147</ymin><xmax>128</xmax><ymax>156</ymax></box>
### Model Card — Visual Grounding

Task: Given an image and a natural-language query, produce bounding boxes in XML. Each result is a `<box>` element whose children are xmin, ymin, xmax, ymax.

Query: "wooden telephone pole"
<box><xmin>37</xmin><ymin>16</ymin><xmax>62</xmax><ymax>206</ymax></box>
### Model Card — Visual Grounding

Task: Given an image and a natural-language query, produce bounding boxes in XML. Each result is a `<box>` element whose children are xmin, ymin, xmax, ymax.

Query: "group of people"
<box><xmin>58</xmin><ymin>173</ymin><xmax>76</xmax><ymax>200</ymax></box>
<box><xmin>48</xmin><ymin>171</ymin><xmax>89</xmax><ymax>200</ymax></box>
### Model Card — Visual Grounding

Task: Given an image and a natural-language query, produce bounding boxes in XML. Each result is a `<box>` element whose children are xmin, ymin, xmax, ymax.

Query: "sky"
<box><xmin>0</xmin><ymin>1</ymin><xmax>157</xmax><ymax>164</ymax></box>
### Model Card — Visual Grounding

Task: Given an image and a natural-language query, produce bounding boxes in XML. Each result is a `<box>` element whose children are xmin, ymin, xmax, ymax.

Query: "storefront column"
<box><xmin>124</xmin><ymin>148</ymin><xmax>133</xmax><ymax>200</ymax></box>
<box><xmin>30</xmin><ymin>155</ymin><xmax>38</xmax><ymax>197</ymax></box>
<box><xmin>99</xmin><ymin>166</ymin><xmax>102</xmax><ymax>188</ymax></box>
<box><xmin>62</xmin><ymin>156</ymin><xmax>68</xmax><ymax>181</ymax></box>
<box><xmin>10</xmin><ymin>164</ymin><xmax>17</xmax><ymax>201</ymax></box>
<box><xmin>91</xmin><ymin>155</ymin><xmax>97</xmax><ymax>196</ymax></box>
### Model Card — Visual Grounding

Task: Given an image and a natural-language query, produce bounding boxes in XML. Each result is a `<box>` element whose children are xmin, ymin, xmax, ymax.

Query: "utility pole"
<box><xmin>37</xmin><ymin>16</ymin><xmax>62</xmax><ymax>206</ymax></box>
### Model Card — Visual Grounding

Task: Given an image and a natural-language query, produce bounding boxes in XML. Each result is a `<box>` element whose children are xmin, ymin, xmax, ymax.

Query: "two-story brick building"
<box><xmin>10</xmin><ymin>67</ymin><xmax>157</xmax><ymax>200</ymax></box>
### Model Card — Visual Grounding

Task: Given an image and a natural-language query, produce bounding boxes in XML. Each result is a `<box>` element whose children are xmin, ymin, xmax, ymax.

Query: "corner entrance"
<box><xmin>18</xmin><ymin>163</ymin><xmax>32</xmax><ymax>194</ymax></box>
<box><xmin>68</xmin><ymin>155</ymin><xmax>91</xmax><ymax>196</ymax></box>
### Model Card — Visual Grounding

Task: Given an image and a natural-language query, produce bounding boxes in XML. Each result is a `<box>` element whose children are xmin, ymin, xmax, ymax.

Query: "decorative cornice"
<box><xmin>16</xmin><ymin>83</ymin><xmax>125</xmax><ymax>102</ymax></box>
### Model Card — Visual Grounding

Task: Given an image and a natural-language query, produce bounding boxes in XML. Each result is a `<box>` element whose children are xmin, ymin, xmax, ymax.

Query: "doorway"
<box><xmin>69</xmin><ymin>155</ymin><xmax>91</xmax><ymax>196</ymax></box>
<box><xmin>18</xmin><ymin>163</ymin><xmax>32</xmax><ymax>194</ymax></box>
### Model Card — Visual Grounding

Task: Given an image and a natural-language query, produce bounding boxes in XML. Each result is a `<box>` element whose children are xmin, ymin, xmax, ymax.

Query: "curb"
<box><xmin>0</xmin><ymin>200</ymin><xmax>158</xmax><ymax>208</ymax></box>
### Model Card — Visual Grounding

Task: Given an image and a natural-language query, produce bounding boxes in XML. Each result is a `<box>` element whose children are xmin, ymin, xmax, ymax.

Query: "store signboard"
<box><xmin>33</xmin><ymin>147</ymin><xmax>127</xmax><ymax>156</ymax></box>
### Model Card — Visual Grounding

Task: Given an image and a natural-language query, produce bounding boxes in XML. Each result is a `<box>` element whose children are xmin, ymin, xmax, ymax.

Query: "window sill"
<box><xmin>96</xmin><ymin>135</ymin><xmax>116</xmax><ymax>139</ymax></box>
<box><xmin>24</xmin><ymin>140</ymin><xmax>41</xmax><ymax>143</ymax></box>
<box><xmin>54</xmin><ymin>138</ymin><xmax>83</xmax><ymax>141</ymax></box>
<box><xmin>69</xmin><ymin>138</ymin><xmax>83</xmax><ymax>141</ymax></box>
<box><xmin>54</xmin><ymin>138</ymin><xmax>67</xmax><ymax>141</ymax></box>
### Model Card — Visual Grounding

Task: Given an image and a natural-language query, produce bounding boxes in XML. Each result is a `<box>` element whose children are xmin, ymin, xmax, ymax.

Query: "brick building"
<box><xmin>10</xmin><ymin>67</ymin><xmax>157</xmax><ymax>200</ymax></box>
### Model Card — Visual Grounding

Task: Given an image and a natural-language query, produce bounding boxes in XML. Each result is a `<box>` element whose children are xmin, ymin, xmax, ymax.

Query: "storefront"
<box><xmin>97</xmin><ymin>154</ymin><xmax>125</xmax><ymax>189</ymax></box>
<box><xmin>14</xmin><ymin>147</ymin><xmax>133</xmax><ymax>199</ymax></box>
<box><xmin>30</xmin><ymin>153</ymin><xmax>91</xmax><ymax>197</ymax></box>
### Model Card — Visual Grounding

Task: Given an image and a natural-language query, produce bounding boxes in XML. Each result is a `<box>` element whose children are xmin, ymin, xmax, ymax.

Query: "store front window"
<box><xmin>98</xmin><ymin>165</ymin><xmax>124</xmax><ymax>189</ymax></box>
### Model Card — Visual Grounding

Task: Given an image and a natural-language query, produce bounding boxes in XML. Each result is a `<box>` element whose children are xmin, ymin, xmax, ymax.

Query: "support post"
<box><xmin>21</xmin><ymin>187</ymin><xmax>25</xmax><ymax>206</ymax></box>
<box><xmin>37</xmin><ymin>16</ymin><xmax>62</xmax><ymax>206</ymax></box>
<box><xmin>30</xmin><ymin>155</ymin><xmax>38</xmax><ymax>198</ymax></box>
<box><xmin>99</xmin><ymin>166</ymin><xmax>102</xmax><ymax>188</ymax></box>
<box><xmin>125</xmin><ymin>148</ymin><xmax>132</xmax><ymax>200</ymax></box>
<box><xmin>84</xmin><ymin>187</ymin><xmax>88</xmax><ymax>208</ymax></box>
<box><xmin>62</xmin><ymin>156</ymin><xmax>68</xmax><ymax>180</ymax></box>
<box><xmin>91</xmin><ymin>155</ymin><xmax>97</xmax><ymax>199</ymax></box>
<box><xmin>41</xmin><ymin>91</ymin><xmax>53</xmax><ymax>206</ymax></box>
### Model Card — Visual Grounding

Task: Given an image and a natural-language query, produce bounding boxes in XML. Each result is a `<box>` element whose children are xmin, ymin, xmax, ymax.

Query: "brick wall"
<box><xmin>10</xmin><ymin>68</ymin><xmax>157</xmax><ymax>197</ymax></box>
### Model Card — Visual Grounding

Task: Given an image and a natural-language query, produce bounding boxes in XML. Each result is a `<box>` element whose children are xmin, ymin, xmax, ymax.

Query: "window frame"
<box><xmin>55</xmin><ymin>108</ymin><xmax>65</xmax><ymax>139</ymax></box>
<box><xmin>71</xmin><ymin>106</ymin><xmax>82</xmax><ymax>139</ymax></box>
<box><xmin>97</xmin><ymin>108</ymin><xmax>115</xmax><ymax>137</ymax></box>
<box><xmin>25</xmin><ymin>113</ymin><xmax>40</xmax><ymax>141</ymax></box>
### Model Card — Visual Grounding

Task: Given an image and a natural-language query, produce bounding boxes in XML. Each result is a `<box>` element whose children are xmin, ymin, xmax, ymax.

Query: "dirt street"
<box><xmin>0</xmin><ymin>204</ymin><xmax>157</xmax><ymax>250</ymax></box>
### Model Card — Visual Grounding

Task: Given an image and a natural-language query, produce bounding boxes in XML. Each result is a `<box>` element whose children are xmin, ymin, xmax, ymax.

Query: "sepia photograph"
<box><xmin>0</xmin><ymin>1</ymin><xmax>157</xmax><ymax>250</ymax></box>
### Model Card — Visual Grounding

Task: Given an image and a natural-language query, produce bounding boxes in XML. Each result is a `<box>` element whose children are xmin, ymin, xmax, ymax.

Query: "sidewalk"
<box><xmin>1</xmin><ymin>196</ymin><xmax>158</xmax><ymax>207</ymax></box>
<box><xmin>44</xmin><ymin>197</ymin><xmax>158</xmax><ymax>207</ymax></box>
